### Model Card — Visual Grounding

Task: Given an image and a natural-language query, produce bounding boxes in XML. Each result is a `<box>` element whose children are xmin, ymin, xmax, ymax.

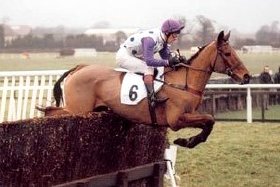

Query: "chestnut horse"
<box><xmin>40</xmin><ymin>31</ymin><xmax>250</xmax><ymax>148</ymax></box>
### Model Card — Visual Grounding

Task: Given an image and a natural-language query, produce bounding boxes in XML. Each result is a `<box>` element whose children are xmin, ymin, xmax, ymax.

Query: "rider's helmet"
<box><xmin>161</xmin><ymin>19</ymin><xmax>185</xmax><ymax>35</ymax></box>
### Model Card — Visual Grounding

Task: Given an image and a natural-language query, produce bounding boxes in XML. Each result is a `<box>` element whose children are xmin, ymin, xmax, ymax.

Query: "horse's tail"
<box><xmin>54</xmin><ymin>64</ymin><xmax>88</xmax><ymax>107</ymax></box>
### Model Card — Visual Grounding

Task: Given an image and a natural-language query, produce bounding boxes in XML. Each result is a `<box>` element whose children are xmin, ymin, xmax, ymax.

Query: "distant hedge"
<box><xmin>0</xmin><ymin>112</ymin><xmax>167</xmax><ymax>186</ymax></box>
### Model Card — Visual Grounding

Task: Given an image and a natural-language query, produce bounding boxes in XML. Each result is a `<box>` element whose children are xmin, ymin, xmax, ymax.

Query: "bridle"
<box><xmin>179</xmin><ymin>41</ymin><xmax>242</xmax><ymax>76</ymax></box>
<box><xmin>158</xmin><ymin>41</ymin><xmax>243</xmax><ymax>97</ymax></box>
<box><xmin>210</xmin><ymin>41</ymin><xmax>242</xmax><ymax>76</ymax></box>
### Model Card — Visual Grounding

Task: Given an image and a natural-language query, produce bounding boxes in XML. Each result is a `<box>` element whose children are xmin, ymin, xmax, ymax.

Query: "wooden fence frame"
<box><xmin>53</xmin><ymin>161</ymin><xmax>166</xmax><ymax>187</ymax></box>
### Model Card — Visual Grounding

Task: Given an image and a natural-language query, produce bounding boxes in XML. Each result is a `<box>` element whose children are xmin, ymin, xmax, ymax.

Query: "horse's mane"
<box><xmin>187</xmin><ymin>44</ymin><xmax>207</xmax><ymax>64</ymax></box>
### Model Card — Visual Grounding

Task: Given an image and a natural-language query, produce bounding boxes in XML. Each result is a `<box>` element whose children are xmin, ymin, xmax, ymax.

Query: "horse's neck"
<box><xmin>186</xmin><ymin>44</ymin><xmax>216</xmax><ymax>92</ymax></box>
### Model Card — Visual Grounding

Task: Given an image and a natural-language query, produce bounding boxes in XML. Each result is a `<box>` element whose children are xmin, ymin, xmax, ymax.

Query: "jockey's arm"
<box><xmin>159</xmin><ymin>44</ymin><xmax>170</xmax><ymax>60</ymax></box>
<box><xmin>142</xmin><ymin>37</ymin><xmax>169</xmax><ymax>67</ymax></box>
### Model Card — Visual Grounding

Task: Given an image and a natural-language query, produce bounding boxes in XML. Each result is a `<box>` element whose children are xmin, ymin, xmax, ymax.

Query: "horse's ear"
<box><xmin>224</xmin><ymin>31</ymin><xmax>231</xmax><ymax>41</ymax></box>
<box><xmin>217</xmin><ymin>31</ymin><xmax>224</xmax><ymax>46</ymax></box>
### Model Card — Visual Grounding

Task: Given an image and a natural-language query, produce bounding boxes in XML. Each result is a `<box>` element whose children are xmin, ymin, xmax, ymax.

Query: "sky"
<box><xmin>1</xmin><ymin>0</ymin><xmax>279</xmax><ymax>33</ymax></box>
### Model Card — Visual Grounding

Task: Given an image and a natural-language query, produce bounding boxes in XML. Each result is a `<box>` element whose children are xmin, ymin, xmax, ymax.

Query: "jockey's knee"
<box><xmin>143</xmin><ymin>74</ymin><xmax>154</xmax><ymax>84</ymax></box>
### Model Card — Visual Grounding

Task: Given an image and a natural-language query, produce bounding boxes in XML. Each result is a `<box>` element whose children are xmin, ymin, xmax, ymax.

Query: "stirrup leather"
<box><xmin>145</xmin><ymin>83</ymin><xmax>168</xmax><ymax>125</ymax></box>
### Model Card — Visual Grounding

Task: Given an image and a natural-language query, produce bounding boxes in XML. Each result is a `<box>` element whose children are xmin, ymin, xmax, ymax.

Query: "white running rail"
<box><xmin>0</xmin><ymin>70</ymin><xmax>66</xmax><ymax>122</ymax></box>
<box><xmin>1</xmin><ymin>70</ymin><xmax>280</xmax><ymax>123</ymax></box>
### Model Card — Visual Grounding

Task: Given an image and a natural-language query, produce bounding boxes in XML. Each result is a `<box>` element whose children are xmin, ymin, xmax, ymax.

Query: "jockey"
<box><xmin>116</xmin><ymin>18</ymin><xmax>185</xmax><ymax>107</ymax></box>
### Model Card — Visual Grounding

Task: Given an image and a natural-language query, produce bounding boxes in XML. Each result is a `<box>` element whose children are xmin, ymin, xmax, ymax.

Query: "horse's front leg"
<box><xmin>172</xmin><ymin>113</ymin><xmax>215</xmax><ymax>148</ymax></box>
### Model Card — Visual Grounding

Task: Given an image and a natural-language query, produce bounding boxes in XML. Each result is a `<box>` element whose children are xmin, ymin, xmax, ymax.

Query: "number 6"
<box><xmin>129</xmin><ymin>85</ymin><xmax>138</xmax><ymax>101</ymax></box>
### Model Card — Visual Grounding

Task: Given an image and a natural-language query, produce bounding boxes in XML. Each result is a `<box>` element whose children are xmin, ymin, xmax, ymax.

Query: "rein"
<box><xmin>156</xmin><ymin>78</ymin><xmax>204</xmax><ymax>96</ymax></box>
<box><xmin>176</xmin><ymin>63</ymin><xmax>212</xmax><ymax>74</ymax></box>
<box><xmin>157</xmin><ymin>43</ymin><xmax>240</xmax><ymax>97</ymax></box>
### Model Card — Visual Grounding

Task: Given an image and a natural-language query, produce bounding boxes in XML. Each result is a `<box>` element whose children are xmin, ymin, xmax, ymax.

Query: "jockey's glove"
<box><xmin>179</xmin><ymin>55</ymin><xmax>188</xmax><ymax>64</ymax></box>
<box><xmin>168</xmin><ymin>56</ymin><xmax>180</xmax><ymax>67</ymax></box>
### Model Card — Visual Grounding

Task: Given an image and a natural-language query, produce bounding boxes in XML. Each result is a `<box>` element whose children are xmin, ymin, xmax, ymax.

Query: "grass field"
<box><xmin>1</xmin><ymin>51</ymin><xmax>280</xmax><ymax>75</ymax></box>
<box><xmin>167</xmin><ymin>122</ymin><xmax>280</xmax><ymax>187</ymax></box>
<box><xmin>0</xmin><ymin>52</ymin><xmax>116</xmax><ymax>71</ymax></box>
<box><xmin>215</xmin><ymin>105</ymin><xmax>280</xmax><ymax>121</ymax></box>
<box><xmin>1</xmin><ymin>52</ymin><xmax>280</xmax><ymax>186</ymax></box>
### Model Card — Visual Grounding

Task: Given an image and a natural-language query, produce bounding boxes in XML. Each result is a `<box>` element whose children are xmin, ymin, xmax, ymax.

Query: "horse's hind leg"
<box><xmin>36</xmin><ymin>106</ymin><xmax>70</xmax><ymax>116</ymax></box>
<box><xmin>172</xmin><ymin>113</ymin><xmax>215</xmax><ymax>148</ymax></box>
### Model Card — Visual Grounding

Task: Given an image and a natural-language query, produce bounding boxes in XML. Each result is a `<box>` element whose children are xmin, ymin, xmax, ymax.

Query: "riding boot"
<box><xmin>144</xmin><ymin>75</ymin><xmax>168</xmax><ymax>125</ymax></box>
<box><xmin>145</xmin><ymin>82</ymin><xmax>168</xmax><ymax>125</ymax></box>
<box><xmin>144</xmin><ymin>83</ymin><xmax>168</xmax><ymax>107</ymax></box>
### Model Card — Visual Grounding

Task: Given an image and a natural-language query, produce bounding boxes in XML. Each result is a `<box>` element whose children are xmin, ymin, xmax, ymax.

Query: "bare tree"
<box><xmin>195</xmin><ymin>15</ymin><xmax>215</xmax><ymax>45</ymax></box>
<box><xmin>115</xmin><ymin>31</ymin><xmax>127</xmax><ymax>47</ymax></box>
<box><xmin>0</xmin><ymin>25</ymin><xmax>4</xmax><ymax>48</ymax></box>
<box><xmin>172</xmin><ymin>15</ymin><xmax>189</xmax><ymax>49</ymax></box>
<box><xmin>256</xmin><ymin>21</ymin><xmax>280</xmax><ymax>47</ymax></box>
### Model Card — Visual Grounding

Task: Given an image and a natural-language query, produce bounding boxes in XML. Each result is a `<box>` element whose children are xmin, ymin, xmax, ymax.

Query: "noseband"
<box><xmin>210</xmin><ymin>42</ymin><xmax>242</xmax><ymax>76</ymax></box>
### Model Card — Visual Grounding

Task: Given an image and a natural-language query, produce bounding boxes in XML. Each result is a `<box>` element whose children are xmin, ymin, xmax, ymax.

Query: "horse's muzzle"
<box><xmin>241</xmin><ymin>74</ymin><xmax>250</xmax><ymax>84</ymax></box>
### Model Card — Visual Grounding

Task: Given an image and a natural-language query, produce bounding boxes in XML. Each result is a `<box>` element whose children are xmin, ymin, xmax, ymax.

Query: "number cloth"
<box><xmin>120</xmin><ymin>67</ymin><xmax>164</xmax><ymax>105</ymax></box>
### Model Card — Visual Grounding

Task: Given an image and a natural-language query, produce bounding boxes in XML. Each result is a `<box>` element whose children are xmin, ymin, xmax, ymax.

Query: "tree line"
<box><xmin>234</xmin><ymin>21</ymin><xmax>280</xmax><ymax>48</ymax></box>
<box><xmin>0</xmin><ymin>31</ymin><xmax>119</xmax><ymax>52</ymax></box>
<box><xmin>0</xmin><ymin>16</ymin><xmax>279</xmax><ymax>52</ymax></box>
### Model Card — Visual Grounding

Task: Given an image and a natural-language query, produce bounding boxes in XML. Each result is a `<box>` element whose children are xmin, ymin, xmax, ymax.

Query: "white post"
<box><xmin>16</xmin><ymin>76</ymin><xmax>24</xmax><ymax>120</ymax></box>
<box><xmin>246</xmin><ymin>87</ymin><xmax>252</xmax><ymax>123</ymax></box>
<box><xmin>46</xmin><ymin>75</ymin><xmax>53</xmax><ymax>106</ymax></box>
<box><xmin>37</xmin><ymin>75</ymin><xmax>46</xmax><ymax>117</ymax></box>
<box><xmin>30</xmin><ymin>76</ymin><xmax>39</xmax><ymax>118</ymax></box>
<box><xmin>0</xmin><ymin>77</ymin><xmax>9</xmax><ymax>122</ymax></box>
<box><xmin>22</xmin><ymin>76</ymin><xmax>31</xmax><ymax>119</ymax></box>
<box><xmin>7</xmin><ymin>76</ymin><xmax>16</xmax><ymax>121</ymax></box>
<box><xmin>164</xmin><ymin>145</ymin><xmax>178</xmax><ymax>187</ymax></box>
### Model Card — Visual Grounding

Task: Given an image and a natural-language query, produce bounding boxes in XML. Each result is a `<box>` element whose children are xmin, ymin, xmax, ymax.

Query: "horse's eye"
<box><xmin>225</xmin><ymin>53</ymin><xmax>231</xmax><ymax>57</ymax></box>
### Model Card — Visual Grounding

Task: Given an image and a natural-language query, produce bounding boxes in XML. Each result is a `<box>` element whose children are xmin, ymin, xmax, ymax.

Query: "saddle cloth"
<box><xmin>114</xmin><ymin>67</ymin><xmax>164</xmax><ymax>105</ymax></box>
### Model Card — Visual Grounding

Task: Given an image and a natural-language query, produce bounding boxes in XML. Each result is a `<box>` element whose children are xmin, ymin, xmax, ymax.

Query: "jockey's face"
<box><xmin>167</xmin><ymin>33</ymin><xmax>179</xmax><ymax>44</ymax></box>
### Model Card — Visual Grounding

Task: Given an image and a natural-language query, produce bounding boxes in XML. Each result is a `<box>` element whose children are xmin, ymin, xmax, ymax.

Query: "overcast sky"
<box><xmin>1</xmin><ymin>0</ymin><xmax>279</xmax><ymax>33</ymax></box>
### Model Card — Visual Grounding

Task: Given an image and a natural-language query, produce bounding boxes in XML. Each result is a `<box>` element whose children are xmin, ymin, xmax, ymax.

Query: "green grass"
<box><xmin>215</xmin><ymin>105</ymin><xmax>280</xmax><ymax>121</ymax></box>
<box><xmin>241</xmin><ymin>53</ymin><xmax>280</xmax><ymax>75</ymax></box>
<box><xmin>0</xmin><ymin>52</ymin><xmax>116</xmax><ymax>71</ymax></box>
<box><xmin>167</xmin><ymin>122</ymin><xmax>280</xmax><ymax>187</ymax></box>
<box><xmin>1</xmin><ymin>52</ymin><xmax>280</xmax><ymax>186</ymax></box>
<box><xmin>1</xmin><ymin>52</ymin><xmax>280</xmax><ymax>75</ymax></box>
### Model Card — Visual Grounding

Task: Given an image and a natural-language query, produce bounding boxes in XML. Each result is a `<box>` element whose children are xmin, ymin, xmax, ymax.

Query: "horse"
<box><xmin>39</xmin><ymin>31</ymin><xmax>250</xmax><ymax>148</ymax></box>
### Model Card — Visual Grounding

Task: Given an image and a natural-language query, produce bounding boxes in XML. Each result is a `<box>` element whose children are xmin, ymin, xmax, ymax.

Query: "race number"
<box><xmin>129</xmin><ymin>85</ymin><xmax>138</xmax><ymax>101</ymax></box>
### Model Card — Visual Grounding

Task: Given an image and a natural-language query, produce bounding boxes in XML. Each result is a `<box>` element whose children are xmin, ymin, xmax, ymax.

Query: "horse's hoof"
<box><xmin>173</xmin><ymin>138</ymin><xmax>197</xmax><ymax>149</ymax></box>
<box><xmin>174</xmin><ymin>138</ymin><xmax>189</xmax><ymax>148</ymax></box>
